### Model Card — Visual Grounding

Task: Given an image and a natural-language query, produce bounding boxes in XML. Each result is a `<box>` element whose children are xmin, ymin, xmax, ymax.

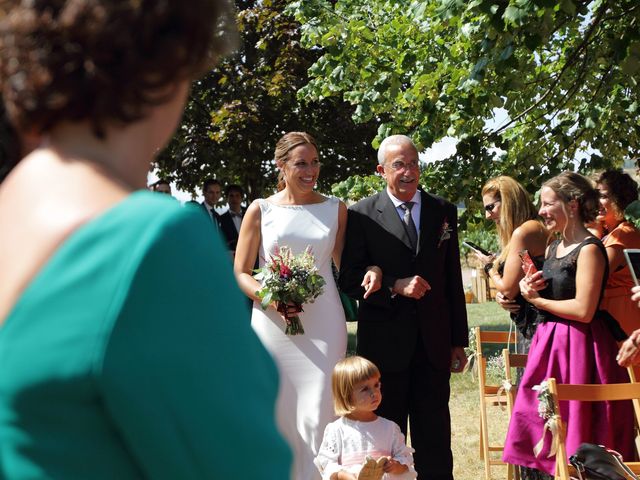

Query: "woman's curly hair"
<box><xmin>0</xmin><ymin>0</ymin><xmax>236</xmax><ymax>137</ymax></box>
<box><xmin>594</xmin><ymin>169</ymin><xmax>639</xmax><ymax>213</ymax></box>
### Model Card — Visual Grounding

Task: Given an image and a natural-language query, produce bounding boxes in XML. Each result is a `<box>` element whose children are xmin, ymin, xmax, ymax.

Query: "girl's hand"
<box><xmin>617</xmin><ymin>329</ymin><xmax>640</xmax><ymax>367</ymax></box>
<box><xmin>361</xmin><ymin>266</ymin><xmax>382</xmax><ymax>299</ymax></box>
<box><xmin>496</xmin><ymin>292</ymin><xmax>520</xmax><ymax>314</ymax></box>
<box><xmin>519</xmin><ymin>271</ymin><xmax>545</xmax><ymax>302</ymax></box>
<box><xmin>330</xmin><ymin>472</ymin><xmax>356</xmax><ymax>480</ymax></box>
<box><xmin>382</xmin><ymin>458</ymin><xmax>408</xmax><ymax>474</ymax></box>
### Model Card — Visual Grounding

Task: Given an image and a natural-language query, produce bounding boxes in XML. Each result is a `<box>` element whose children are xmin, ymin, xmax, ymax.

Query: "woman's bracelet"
<box><xmin>483</xmin><ymin>262</ymin><xmax>494</xmax><ymax>276</ymax></box>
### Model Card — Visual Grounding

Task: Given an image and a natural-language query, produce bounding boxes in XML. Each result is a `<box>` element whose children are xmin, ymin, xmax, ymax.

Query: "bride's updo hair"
<box><xmin>275</xmin><ymin>132</ymin><xmax>318</xmax><ymax>192</ymax></box>
<box><xmin>543</xmin><ymin>171</ymin><xmax>600</xmax><ymax>223</ymax></box>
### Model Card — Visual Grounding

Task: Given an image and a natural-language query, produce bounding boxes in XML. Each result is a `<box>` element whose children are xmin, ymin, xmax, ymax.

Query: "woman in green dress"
<box><xmin>0</xmin><ymin>1</ymin><xmax>290</xmax><ymax>479</ymax></box>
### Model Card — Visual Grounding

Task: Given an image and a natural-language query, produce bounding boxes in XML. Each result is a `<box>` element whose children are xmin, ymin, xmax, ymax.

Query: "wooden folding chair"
<box><xmin>627</xmin><ymin>367</ymin><xmax>640</xmax><ymax>459</ymax></box>
<box><xmin>475</xmin><ymin>327</ymin><xmax>518</xmax><ymax>480</ymax></box>
<box><xmin>546</xmin><ymin>377</ymin><xmax>640</xmax><ymax>479</ymax></box>
<box><xmin>502</xmin><ymin>349</ymin><xmax>528</xmax><ymax>480</ymax></box>
<box><xmin>502</xmin><ymin>349</ymin><xmax>528</xmax><ymax>416</ymax></box>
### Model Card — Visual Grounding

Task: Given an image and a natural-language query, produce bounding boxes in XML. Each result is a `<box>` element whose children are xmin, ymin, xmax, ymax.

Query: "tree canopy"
<box><xmin>290</xmin><ymin>0</ymin><xmax>640</xmax><ymax>210</ymax></box>
<box><xmin>155</xmin><ymin>0</ymin><xmax>379</xmax><ymax>200</ymax></box>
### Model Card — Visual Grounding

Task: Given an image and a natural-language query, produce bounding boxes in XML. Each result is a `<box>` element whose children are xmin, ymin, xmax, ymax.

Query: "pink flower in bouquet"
<box><xmin>253</xmin><ymin>245</ymin><xmax>325</xmax><ymax>335</ymax></box>
<box><xmin>279</xmin><ymin>264</ymin><xmax>292</xmax><ymax>279</ymax></box>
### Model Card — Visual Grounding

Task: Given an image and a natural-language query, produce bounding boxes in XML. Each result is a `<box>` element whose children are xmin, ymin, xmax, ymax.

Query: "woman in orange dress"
<box><xmin>593</xmin><ymin>170</ymin><xmax>640</xmax><ymax>336</ymax></box>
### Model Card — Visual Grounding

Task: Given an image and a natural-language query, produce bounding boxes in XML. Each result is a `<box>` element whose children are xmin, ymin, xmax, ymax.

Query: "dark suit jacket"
<box><xmin>219</xmin><ymin>208</ymin><xmax>246</xmax><ymax>252</ymax></box>
<box><xmin>200</xmin><ymin>203</ymin><xmax>222</xmax><ymax>231</ymax></box>
<box><xmin>339</xmin><ymin>189</ymin><xmax>468</xmax><ymax>372</ymax></box>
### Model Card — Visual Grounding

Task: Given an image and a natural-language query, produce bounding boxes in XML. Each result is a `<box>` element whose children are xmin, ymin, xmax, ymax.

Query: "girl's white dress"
<box><xmin>314</xmin><ymin>417</ymin><xmax>417</xmax><ymax>480</ymax></box>
<box><xmin>251</xmin><ymin>198</ymin><xmax>348</xmax><ymax>480</ymax></box>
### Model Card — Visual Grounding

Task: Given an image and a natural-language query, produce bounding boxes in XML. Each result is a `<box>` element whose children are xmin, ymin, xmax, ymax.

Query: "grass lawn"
<box><xmin>346</xmin><ymin>301</ymin><xmax>512</xmax><ymax>480</ymax></box>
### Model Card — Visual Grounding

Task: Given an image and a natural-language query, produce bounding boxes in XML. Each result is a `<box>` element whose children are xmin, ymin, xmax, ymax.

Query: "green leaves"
<box><xmin>331</xmin><ymin>175</ymin><xmax>385</xmax><ymax>201</ymax></box>
<box><xmin>291</xmin><ymin>0</ymin><xmax>640</xmax><ymax>207</ymax></box>
<box><xmin>156</xmin><ymin>0</ymin><xmax>378</xmax><ymax>198</ymax></box>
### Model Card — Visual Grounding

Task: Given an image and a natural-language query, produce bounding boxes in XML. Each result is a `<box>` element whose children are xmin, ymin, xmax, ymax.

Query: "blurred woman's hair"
<box><xmin>274</xmin><ymin>132</ymin><xmax>318</xmax><ymax>192</ymax></box>
<box><xmin>543</xmin><ymin>171</ymin><xmax>600</xmax><ymax>224</ymax></box>
<box><xmin>0</xmin><ymin>0</ymin><xmax>236</xmax><ymax>138</ymax></box>
<box><xmin>0</xmin><ymin>98</ymin><xmax>21</xmax><ymax>183</ymax></box>
<box><xmin>482</xmin><ymin>176</ymin><xmax>540</xmax><ymax>265</ymax></box>
<box><xmin>594</xmin><ymin>169</ymin><xmax>639</xmax><ymax>218</ymax></box>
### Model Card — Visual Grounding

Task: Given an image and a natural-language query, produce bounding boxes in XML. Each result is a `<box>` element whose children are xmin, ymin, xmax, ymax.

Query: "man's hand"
<box><xmin>450</xmin><ymin>347</ymin><xmax>467</xmax><ymax>373</ymax></box>
<box><xmin>392</xmin><ymin>275</ymin><xmax>431</xmax><ymax>299</ymax></box>
<box><xmin>361</xmin><ymin>266</ymin><xmax>382</xmax><ymax>299</ymax></box>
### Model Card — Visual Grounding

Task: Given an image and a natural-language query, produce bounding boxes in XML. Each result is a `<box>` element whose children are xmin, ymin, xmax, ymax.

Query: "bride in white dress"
<box><xmin>235</xmin><ymin>132</ymin><xmax>380</xmax><ymax>479</ymax></box>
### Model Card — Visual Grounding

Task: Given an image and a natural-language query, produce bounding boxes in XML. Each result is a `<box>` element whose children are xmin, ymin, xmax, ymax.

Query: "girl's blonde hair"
<box><xmin>332</xmin><ymin>356</ymin><xmax>380</xmax><ymax>416</ymax></box>
<box><xmin>274</xmin><ymin>131</ymin><xmax>318</xmax><ymax>191</ymax></box>
<box><xmin>481</xmin><ymin>176</ymin><xmax>541</xmax><ymax>266</ymax></box>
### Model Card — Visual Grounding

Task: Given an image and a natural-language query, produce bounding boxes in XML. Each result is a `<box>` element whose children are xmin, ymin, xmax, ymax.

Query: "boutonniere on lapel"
<box><xmin>438</xmin><ymin>217</ymin><xmax>452</xmax><ymax>248</ymax></box>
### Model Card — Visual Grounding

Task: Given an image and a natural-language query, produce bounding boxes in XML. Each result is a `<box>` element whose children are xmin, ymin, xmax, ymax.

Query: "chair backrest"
<box><xmin>627</xmin><ymin>367</ymin><xmax>640</xmax><ymax>458</ymax></box>
<box><xmin>475</xmin><ymin>327</ymin><xmax>518</xmax><ymax>350</ymax></box>
<box><xmin>547</xmin><ymin>377</ymin><xmax>640</xmax><ymax>480</ymax></box>
<box><xmin>474</xmin><ymin>327</ymin><xmax>518</xmax><ymax>392</ymax></box>
<box><xmin>475</xmin><ymin>328</ymin><xmax>519</xmax><ymax>480</ymax></box>
<box><xmin>502</xmin><ymin>348</ymin><xmax>528</xmax><ymax>416</ymax></box>
<box><xmin>503</xmin><ymin>350</ymin><xmax>528</xmax><ymax>374</ymax></box>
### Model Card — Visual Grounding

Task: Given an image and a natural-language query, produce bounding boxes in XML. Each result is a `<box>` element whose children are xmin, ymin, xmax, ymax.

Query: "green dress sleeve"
<box><xmin>99</xmin><ymin>206</ymin><xmax>291</xmax><ymax>479</ymax></box>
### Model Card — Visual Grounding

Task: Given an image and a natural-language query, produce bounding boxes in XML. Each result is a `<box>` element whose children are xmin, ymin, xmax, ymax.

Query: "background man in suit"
<box><xmin>149</xmin><ymin>178</ymin><xmax>172</xmax><ymax>196</ymax></box>
<box><xmin>219</xmin><ymin>184</ymin><xmax>246</xmax><ymax>254</ymax></box>
<box><xmin>201</xmin><ymin>178</ymin><xmax>222</xmax><ymax>231</ymax></box>
<box><xmin>339</xmin><ymin>134</ymin><xmax>468</xmax><ymax>480</ymax></box>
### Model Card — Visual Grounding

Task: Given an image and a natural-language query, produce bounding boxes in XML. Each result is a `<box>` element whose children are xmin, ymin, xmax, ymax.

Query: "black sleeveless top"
<box><xmin>541</xmin><ymin>237</ymin><xmax>607</xmax><ymax>303</ymax></box>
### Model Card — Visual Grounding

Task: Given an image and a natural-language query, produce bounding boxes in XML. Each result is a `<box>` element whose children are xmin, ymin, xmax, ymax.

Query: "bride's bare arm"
<box><xmin>234</xmin><ymin>201</ymin><xmax>262</xmax><ymax>302</ymax></box>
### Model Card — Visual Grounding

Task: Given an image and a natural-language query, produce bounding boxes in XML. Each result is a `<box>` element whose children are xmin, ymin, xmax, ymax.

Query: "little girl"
<box><xmin>314</xmin><ymin>356</ymin><xmax>417</xmax><ymax>480</ymax></box>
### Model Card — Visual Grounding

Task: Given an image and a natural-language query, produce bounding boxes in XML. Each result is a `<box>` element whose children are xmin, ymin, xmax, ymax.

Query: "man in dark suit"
<box><xmin>219</xmin><ymin>184</ymin><xmax>246</xmax><ymax>254</ymax></box>
<box><xmin>149</xmin><ymin>178</ymin><xmax>172</xmax><ymax>196</ymax></box>
<box><xmin>339</xmin><ymin>134</ymin><xmax>468</xmax><ymax>480</ymax></box>
<box><xmin>201</xmin><ymin>178</ymin><xmax>222</xmax><ymax>231</ymax></box>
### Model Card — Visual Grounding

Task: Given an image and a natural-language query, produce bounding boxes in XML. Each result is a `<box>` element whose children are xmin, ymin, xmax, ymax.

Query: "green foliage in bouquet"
<box><xmin>254</xmin><ymin>245</ymin><xmax>326</xmax><ymax>335</ymax></box>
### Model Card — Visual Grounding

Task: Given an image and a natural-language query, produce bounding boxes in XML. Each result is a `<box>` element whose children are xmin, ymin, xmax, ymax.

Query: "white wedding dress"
<box><xmin>251</xmin><ymin>197</ymin><xmax>347</xmax><ymax>480</ymax></box>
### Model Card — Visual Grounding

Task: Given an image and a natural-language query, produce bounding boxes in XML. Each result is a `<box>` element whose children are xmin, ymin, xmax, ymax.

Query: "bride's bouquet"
<box><xmin>254</xmin><ymin>245</ymin><xmax>325</xmax><ymax>335</ymax></box>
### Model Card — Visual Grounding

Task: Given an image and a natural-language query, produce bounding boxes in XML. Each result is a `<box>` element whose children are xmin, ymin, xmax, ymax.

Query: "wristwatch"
<box><xmin>483</xmin><ymin>262</ymin><xmax>494</xmax><ymax>276</ymax></box>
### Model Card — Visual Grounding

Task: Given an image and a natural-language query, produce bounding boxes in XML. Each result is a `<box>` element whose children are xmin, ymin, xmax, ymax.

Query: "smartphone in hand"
<box><xmin>519</xmin><ymin>249</ymin><xmax>538</xmax><ymax>276</ymax></box>
<box><xmin>463</xmin><ymin>240</ymin><xmax>492</xmax><ymax>256</ymax></box>
<box><xmin>623</xmin><ymin>249</ymin><xmax>640</xmax><ymax>286</ymax></box>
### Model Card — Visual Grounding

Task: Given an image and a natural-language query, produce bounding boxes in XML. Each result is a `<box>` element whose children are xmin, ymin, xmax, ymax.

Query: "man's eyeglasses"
<box><xmin>484</xmin><ymin>201</ymin><xmax>500</xmax><ymax>212</ymax></box>
<box><xmin>388</xmin><ymin>160</ymin><xmax>420</xmax><ymax>171</ymax></box>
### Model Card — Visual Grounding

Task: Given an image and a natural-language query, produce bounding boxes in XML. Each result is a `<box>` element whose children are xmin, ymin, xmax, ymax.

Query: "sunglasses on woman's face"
<box><xmin>484</xmin><ymin>201</ymin><xmax>500</xmax><ymax>212</ymax></box>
